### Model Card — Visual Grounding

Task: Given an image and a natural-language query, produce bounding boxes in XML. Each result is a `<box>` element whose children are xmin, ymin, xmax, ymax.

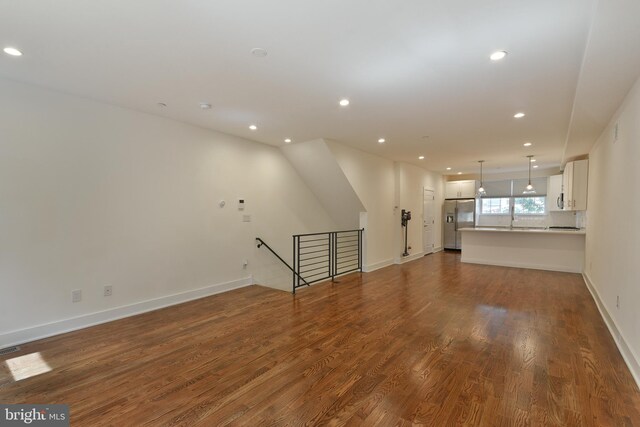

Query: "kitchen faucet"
<box><xmin>510</xmin><ymin>204</ymin><xmax>515</xmax><ymax>229</ymax></box>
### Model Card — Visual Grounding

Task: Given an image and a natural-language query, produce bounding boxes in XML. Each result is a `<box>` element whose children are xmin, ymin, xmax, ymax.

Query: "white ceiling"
<box><xmin>1</xmin><ymin>0</ymin><xmax>637</xmax><ymax>174</ymax></box>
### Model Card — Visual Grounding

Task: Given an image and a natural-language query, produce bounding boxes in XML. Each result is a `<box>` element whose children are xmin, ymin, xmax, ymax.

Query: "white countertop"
<box><xmin>458</xmin><ymin>227</ymin><xmax>586</xmax><ymax>235</ymax></box>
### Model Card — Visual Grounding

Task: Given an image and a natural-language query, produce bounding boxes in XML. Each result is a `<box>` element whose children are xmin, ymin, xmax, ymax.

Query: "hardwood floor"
<box><xmin>1</xmin><ymin>252</ymin><xmax>639</xmax><ymax>426</ymax></box>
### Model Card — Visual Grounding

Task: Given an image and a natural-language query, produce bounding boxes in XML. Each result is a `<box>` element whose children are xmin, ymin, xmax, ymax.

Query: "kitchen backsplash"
<box><xmin>476</xmin><ymin>210</ymin><xmax>585</xmax><ymax>228</ymax></box>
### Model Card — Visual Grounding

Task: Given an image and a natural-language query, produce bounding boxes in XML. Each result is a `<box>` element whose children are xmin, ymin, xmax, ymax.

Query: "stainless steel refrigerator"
<box><xmin>444</xmin><ymin>199</ymin><xmax>475</xmax><ymax>250</ymax></box>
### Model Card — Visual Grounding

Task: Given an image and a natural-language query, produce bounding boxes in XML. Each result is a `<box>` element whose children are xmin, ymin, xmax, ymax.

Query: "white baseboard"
<box><xmin>0</xmin><ymin>276</ymin><xmax>253</xmax><ymax>349</ymax></box>
<box><xmin>433</xmin><ymin>246</ymin><xmax>443</xmax><ymax>253</ymax></box>
<box><xmin>461</xmin><ymin>257</ymin><xmax>582</xmax><ymax>273</ymax></box>
<box><xmin>364</xmin><ymin>258</ymin><xmax>394</xmax><ymax>272</ymax></box>
<box><xmin>394</xmin><ymin>251</ymin><xmax>425</xmax><ymax>264</ymax></box>
<box><xmin>583</xmin><ymin>272</ymin><xmax>640</xmax><ymax>390</ymax></box>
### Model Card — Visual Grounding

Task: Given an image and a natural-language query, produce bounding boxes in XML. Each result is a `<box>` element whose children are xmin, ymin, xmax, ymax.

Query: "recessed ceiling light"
<box><xmin>251</xmin><ymin>48</ymin><xmax>267</xmax><ymax>57</ymax></box>
<box><xmin>157</xmin><ymin>102</ymin><xmax>167</xmax><ymax>108</ymax></box>
<box><xmin>457</xmin><ymin>172</ymin><xmax>463</xmax><ymax>175</ymax></box>
<box><xmin>3</xmin><ymin>47</ymin><xmax>22</xmax><ymax>56</ymax></box>
<box><xmin>523</xmin><ymin>142</ymin><xmax>532</xmax><ymax>147</ymax></box>
<box><xmin>418</xmin><ymin>156</ymin><xmax>425</xmax><ymax>160</ymax></box>
<box><xmin>339</xmin><ymin>99</ymin><xmax>350</xmax><ymax>107</ymax></box>
<box><xmin>514</xmin><ymin>112</ymin><xmax>526</xmax><ymax>118</ymax></box>
<box><xmin>284</xmin><ymin>138</ymin><xmax>292</xmax><ymax>143</ymax></box>
<box><xmin>530</xmin><ymin>158</ymin><xmax>537</xmax><ymax>162</ymax></box>
<box><xmin>533</xmin><ymin>165</ymin><xmax>539</xmax><ymax>168</ymax></box>
<box><xmin>378</xmin><ymin>138</ymin><xmax>385</xmax><ymax>144</ymax></box>
<box><xmin>249</xmin><ymin>125</ymin><xmax>257</xmax><ymax>130</ymax></box>
<box><xmin>199</xmin><ymin>102</ymin><xmax>212</xmax><ymax>110</ymax></box>
<box><xmin>446</xmin><ymin>167</ymin><xmax>452</xmax><ymax>171</ymax></box>
<box><xmin>490</xmin><ymin>50</ymin><xmax>507</xmax><ymax>61</ymax></box>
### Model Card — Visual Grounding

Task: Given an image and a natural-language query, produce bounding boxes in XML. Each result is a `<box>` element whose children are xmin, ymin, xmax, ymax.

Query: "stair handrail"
<box><xmin>255</xmin><ymin>238</ymin><xmax>310</xmax><ymax>288</ymax></box>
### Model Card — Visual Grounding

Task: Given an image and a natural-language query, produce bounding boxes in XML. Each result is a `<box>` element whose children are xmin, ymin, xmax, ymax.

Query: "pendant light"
<box><xmin>477</xmin><ymin>160</ymin><xmax>486</xmax><ymax>196</ymax></box>
<box><xmin>523</xmin><ymin>155</ymin><xmax>536</xmax><ymax>194</ymax></box>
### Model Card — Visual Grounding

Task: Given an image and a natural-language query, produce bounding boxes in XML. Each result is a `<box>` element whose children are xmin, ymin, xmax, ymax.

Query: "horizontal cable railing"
<box><xmin>293</xmin><ymin>228</ymin><xmax>363</xmax><ymax>294</ymax></box>
<box><xmin>257</xmin><ymin>229</ymin><xmax>364</xmax><ymax>294</ymax></box>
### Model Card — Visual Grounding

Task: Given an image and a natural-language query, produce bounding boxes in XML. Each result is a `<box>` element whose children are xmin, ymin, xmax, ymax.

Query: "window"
<box><xmin>480</xmin><ymin>197</ymin><xmax>510</xmax><ymax>214</ymax></box>
<box><xmin>514</xmin><ymin>196</ymin><xmax>546</xmax><ymax>214</ymax></box>
<box><xmin>480</xmin><ymin>196</ymin><xmax>546</xmax><ymax>215</ymax></box>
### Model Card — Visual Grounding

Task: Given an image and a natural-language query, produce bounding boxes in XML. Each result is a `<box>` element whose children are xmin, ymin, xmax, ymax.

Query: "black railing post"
<box><xmin>330</xmin><ymin>232</ymin><xmax>335</xmax><ymax>282</ymax></box>
<box><xmin>296</xmin><ymin>235</ymin><xmax>301</xmax><ymax>290</ymax></box>
<box><xmin>359</xmin><ymin>228</ymin><xmax>363</xmax><ymax>272</ymax></box>
<box><xmin>292</xmin><ymin>236</ymin><xmax>296</xmax><ymax>294</ymax></box>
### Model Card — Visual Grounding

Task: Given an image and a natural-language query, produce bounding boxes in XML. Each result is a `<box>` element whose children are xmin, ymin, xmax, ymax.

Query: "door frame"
<box><xmin>423</xmin><ymin>187</ymin><xmax>436</xmax><ymax>254</ymax></box>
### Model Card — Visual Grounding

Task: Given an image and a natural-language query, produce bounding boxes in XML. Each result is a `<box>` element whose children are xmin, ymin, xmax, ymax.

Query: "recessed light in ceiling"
<box><xmin>199</xmin><ymin>103</ymin><xmax>212</xmax><ymax>110</ymax></box>
<box><xmin>249</xmin><ymin>125</ymin><xmax>257</xmax><ymax>130</ymax></box>
<box><xmin>339</xmin><ymin>99</ymin><xmax>350</xmax><ymax>107</ymax></box>
<box><xmin>446</xmin><ymin>167</ymin><xmax>452</xmax><ymax>171</ymax></box>
<box><xmin>418</xmin><ymin>156</ymin><xmax>425</xmax><ymax>160</ymax></box>
<box><xmin>514</xmin><ymin>112</ymin><xmax>526</xmax><ymax>118</ymax></box>
<box><xmin>533</xmin><ymin>165</ymin><xmax>539</xmax><ymax>168</ymax></box>
<box><xmin>378</xmin><ymin>138</ymin><xmax>385</xmax><ymax>144</ymax></box>
<box><xmin>3</xmin><ymin>47</ymin><xmax>22</xmax><ymax>56</ymax></box>
<box><xmin>251</xmin><ymin>48</ymin><xmax>267</xmax><ymax>57</ymax></box>
<box><xmin>523</xmin><ymin>142</ymin><xmax>532</xmax><ymax>147</ymax></box>
<box><xmin>157</xmin><ymin>102</ymin><xmax>167</xmax><ymax>108</ymax></box>
<box><xmin>457</xmin><ymin>172</ymin><xmax>463</xmax><ymax>175</ymax></box>
<box><xmin>530</xmin><ymin>158</ymin><xmax>536</xmax><ymax>162</ymax></box>
<box><xmin>284</xmin><ymin>138</ymin><xmax>292</xmax><ymax>143</ymax></box>
<box><xmin>490</xmin><ymin>50</ymin><xmax>507</xmax><ymax>61</ymax></box>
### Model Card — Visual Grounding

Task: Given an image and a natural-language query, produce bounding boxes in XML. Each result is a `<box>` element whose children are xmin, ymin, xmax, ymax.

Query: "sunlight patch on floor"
<box><xmin>5</xmin><ymin>352</ymin><xmax>52</xmax><ymax>381</ymax></box>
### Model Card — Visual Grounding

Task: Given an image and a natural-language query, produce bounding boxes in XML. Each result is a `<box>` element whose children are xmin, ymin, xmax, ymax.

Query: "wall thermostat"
<box><xmin>238</xmin><ymin>199</ymin><xmax>245</xmax><ymax>210</ymax></box>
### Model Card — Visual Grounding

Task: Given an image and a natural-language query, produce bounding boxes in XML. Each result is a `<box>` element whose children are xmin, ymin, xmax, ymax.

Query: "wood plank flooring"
<box><xmin>1</xmin><ymin>252</ymin><xmax>640</xmax><ymax>426</ymax></box>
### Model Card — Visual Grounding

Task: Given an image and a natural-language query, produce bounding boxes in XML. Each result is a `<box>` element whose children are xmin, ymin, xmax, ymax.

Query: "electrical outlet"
<box><xmin>72</xmin><ymin>289</ymin><xmax>82</xmax><ymax>303</ymax></box>
<box><xmin>104</xmin><ymin>285</ymin><xmax>113</xmax><ymax>297</ymax></box>
<box><xmin>617</xmin><ymin>295</ymin><xmax>620</xmax><ymax>309</ymax></box>
<box><xmin>242</xmin><ymin>259</ymin><xmax>248</xmax><ymax>269</ymax></box>
<box><xmin>242</xmin><ymin>214</ymin><xmax>251</xmax><ymax>222</ymax></box>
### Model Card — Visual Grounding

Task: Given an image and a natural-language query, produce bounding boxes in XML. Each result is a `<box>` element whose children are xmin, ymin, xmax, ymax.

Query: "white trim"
<box><xmin>461</xmin><ymin>258</ymin><xmax>582</xmax><ymax>273</ymax></box>
<box><xmin>0</xmin><ymin>276</ymin><xmax>253</xmax><ymax>348</ymax></box>
<box><xmin>364</xmin><ymin>258</ymin><xmax>394</xmax><ymax>272</ymax></box>
<box><xmin>395</xmin><ymin>251</ymin><xmax>425</xmax><ymax>264</ymax></box>
<box><xmin>433</xmin><ymin>246</ymin><xmax>443</xmax><ymax>253</ymax></box>
<box><xmin>583</xmin><ymin>272</ymin><xmax>640</xmax><ymax>390</ymax></box>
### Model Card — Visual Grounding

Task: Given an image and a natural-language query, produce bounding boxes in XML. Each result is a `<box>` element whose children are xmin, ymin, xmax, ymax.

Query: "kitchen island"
<box><xmin>459</xmin><ymin>227</ymin><xmax>586</xmax><ymax>273</ymax></box>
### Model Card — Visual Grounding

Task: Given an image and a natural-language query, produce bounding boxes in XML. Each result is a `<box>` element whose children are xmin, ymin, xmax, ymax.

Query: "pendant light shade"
<box><xmin>523</xmin><ymin>155</ymin><xmax>536</xmax><ymax>194</ymax></box>
<box><xmin>477</xmin><ymin>160</ymin><xmax>486</xmax><ymax>196</ymax></box>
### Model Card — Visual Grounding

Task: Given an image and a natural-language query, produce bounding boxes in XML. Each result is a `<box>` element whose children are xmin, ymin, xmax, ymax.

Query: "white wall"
<box><xmin>585</xmin><ymin>75</ymin><xmax>640</xmax><ymax>384</ymax></box>
<box><xmin>0</xmin><ymin>78</ymin><xmax>336</xmax><ymax>345</ymax></box>
<box><xmin>395</xmin><ymin>162</ymin><xmax>445</xmax><ymax>260</ymax></box>
<box><xmin>326</xmin><ymin>141</ymin><xmax>396</xmax><ymax>270</ymax></box>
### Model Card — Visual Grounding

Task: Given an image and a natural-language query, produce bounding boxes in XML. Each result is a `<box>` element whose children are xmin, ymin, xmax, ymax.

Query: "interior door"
<box><xmin>423</xmin><ymin>188</ymin><xmax>435</xmax><ymax>254</ymax></box>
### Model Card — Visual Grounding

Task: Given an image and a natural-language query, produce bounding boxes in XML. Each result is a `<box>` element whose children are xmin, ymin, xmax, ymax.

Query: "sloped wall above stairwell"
<box><xmin>281</xmin><ymin>139</ymin><xmax>365</xmax><ymax>230</ymax></box>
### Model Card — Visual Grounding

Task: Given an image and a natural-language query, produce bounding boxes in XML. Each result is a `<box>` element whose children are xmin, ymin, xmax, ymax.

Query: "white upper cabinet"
<box><xmin>445</xmin><ymin>180</ymin><xmax>477</xmax><ymax>199</ymax></box>
<box><xmin>562</xmin><ymin>159</ymin><xmax>588</xmax><ymax>211</ymax></box>
<box><xmin>547</xmin><ymin>174</ymin><xmax>564</xmax><ymax>211</ymax></box>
